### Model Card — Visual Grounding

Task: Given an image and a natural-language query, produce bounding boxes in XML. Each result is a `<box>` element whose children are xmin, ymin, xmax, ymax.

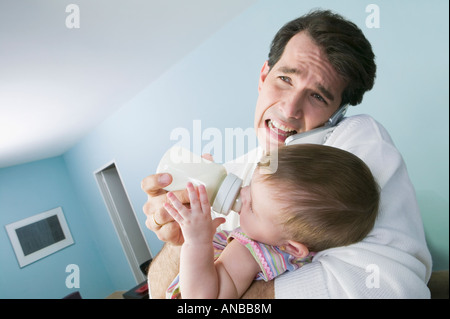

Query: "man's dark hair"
<box><xmin>268</xmin><ymin>9</ymin><xmax>376</xmax><ymax>106</ymax></box>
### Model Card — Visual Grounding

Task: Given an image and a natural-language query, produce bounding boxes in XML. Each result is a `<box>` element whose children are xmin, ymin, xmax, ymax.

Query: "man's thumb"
<box><xmin>212</xmin><ymin>217</ymin><xmax>226</xmax><ymax>229</ymax></box>
<box><xmin>202</xmin><ymin>153</ymin><xmax>214</xmax><ymax>162</ymax></box>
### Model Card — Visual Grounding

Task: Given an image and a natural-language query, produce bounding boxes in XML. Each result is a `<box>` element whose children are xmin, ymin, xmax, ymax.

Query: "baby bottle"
<box><xmin>156</xmin><ymin>145</ymin><xmax>242</xmax><ymax>215</ymax></box>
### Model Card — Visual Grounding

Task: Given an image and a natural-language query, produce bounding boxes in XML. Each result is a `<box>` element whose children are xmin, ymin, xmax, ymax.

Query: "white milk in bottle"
<box><xmin>156</xmin><ymin>146</ymin><xmax>242</xmax><ymax>215</ymax></box>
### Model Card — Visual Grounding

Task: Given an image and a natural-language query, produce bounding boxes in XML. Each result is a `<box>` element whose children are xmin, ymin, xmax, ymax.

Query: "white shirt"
<box><xmin>220</xmin><ymin>114</ymin><xmax>432</xmax><ymax>299</ymax></box>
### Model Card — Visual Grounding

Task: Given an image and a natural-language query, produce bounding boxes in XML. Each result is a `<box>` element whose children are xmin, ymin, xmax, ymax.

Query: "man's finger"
<box><xmin>202</xmin><ymin>153</ymin><xmax>214</xmax><ymax>162</ymax></box>
<box><xmin>167</xmin><ymin>192</ymin><xmax>188</xmax><ymax>217</ymax></box>
<box><xmin>157</xmin><ymin>221</ymin><xmax>184</xmax><ymax>245</ymax></box>
<box><xmin>152</xmin><ymin>199</ymin><xmax>175</xmax><ymax>226</ymax></box>
<box><xmin>212</xmin><ymin>217</ymin><xmax>226</xmax><ymax>230</ymax></box>
<box><xmin>141</xmin><ymin>173</ymin><xmax>172</xmax><ymax>196</ymax></box>
<box><xmin>170</xmin><ymin>188</ymin><xmax>190</xmax><ymax>204</ymax></box>
<box><xmin>164</xmin><ymin>202</ymin><xmax>184</xmax><ymax>225</ymax></box>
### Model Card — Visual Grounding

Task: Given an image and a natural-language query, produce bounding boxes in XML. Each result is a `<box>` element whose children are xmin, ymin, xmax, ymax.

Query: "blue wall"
<box><xmin>1</xmin><ymin>0</ymin><xmax>448</xmax><ymax>298</ymax></box>
<box><xmin>0</xmin><ymin>157</ymin><xmax>114</xmax><ymax>298</ymax></box>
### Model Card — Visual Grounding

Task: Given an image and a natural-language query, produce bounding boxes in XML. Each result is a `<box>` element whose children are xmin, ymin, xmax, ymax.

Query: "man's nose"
<box><xmin>279</xmin><ymin>91</ymin><xmax>305</xmax><ymax>120</ymax></box>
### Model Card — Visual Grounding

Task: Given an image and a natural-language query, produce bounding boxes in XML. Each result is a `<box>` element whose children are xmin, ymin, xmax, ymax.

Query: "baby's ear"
<box><xmin>282</xmin><ymin>240</ymin><xmax>309</xmax><ymax>258</ymax></box>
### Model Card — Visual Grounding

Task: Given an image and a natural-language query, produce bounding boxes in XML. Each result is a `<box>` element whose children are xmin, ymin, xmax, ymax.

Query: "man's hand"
<box><xmin>141</xmin><ymin>173</ymin><xmax>190</xmax><ymax>246</ymax></box>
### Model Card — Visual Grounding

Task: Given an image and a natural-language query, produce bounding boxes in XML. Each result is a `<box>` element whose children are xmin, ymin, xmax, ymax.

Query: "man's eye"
<box><xmin>279</xmin><ymin>76</ymin><xmax>292</xmax><ymax>84</ymax></box>
<box><xmin>312</xmin><ymin>93</ymin><xmax>326</xmax><ymax>103</ymax></box>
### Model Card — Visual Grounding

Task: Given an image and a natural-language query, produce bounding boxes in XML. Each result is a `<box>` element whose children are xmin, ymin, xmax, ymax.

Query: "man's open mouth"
<box><xmin>266</xmin><ymin>119</ymin><xmax>297</xmax><ymax>138</ymax></box>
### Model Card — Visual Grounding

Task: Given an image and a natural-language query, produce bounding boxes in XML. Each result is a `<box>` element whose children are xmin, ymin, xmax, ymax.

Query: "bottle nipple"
<box><xmin>212</xmin><ymin>173</ymin><xmax>243</xmax><ymax>215</ymax></box>
<box><xmin>231</xmin><ymin>195</ymin><xmax>242</xmax><ymax>213</ymax></box>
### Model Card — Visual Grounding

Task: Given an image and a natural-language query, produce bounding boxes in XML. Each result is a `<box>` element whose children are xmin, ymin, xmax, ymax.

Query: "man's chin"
<box><xmin>262</xmin><ymin>141</ymin><xmax>284</xmax><ymax>154</ymax></box>
<box><xmin>257</xmin><ymin>132</ymin><xmax>284</xmax><ymax>153</ymax></box>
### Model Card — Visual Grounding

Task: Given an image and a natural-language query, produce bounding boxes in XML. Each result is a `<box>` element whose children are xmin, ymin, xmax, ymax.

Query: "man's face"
<box><xmin>254</xmin><ymin>32</ymin><xmax>347</xmax><ymax>151</ymax></box>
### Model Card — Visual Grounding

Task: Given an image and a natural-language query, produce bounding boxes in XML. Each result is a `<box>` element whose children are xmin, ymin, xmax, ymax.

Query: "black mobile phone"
<box><xmin>284</xmin><ymin>105</ymin><xmax>348</xmax><ymax>146</ymax></box>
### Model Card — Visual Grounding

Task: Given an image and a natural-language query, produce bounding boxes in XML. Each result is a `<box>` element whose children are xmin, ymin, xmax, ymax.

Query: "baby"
<box><xmin>164</xmin><ymin>144</ymin><xmax>380</xmax><ymax>299</ymax></box>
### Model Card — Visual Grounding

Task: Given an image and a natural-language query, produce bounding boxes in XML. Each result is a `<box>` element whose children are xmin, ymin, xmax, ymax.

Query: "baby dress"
<box><xmin>166</xmin><ymin>227</ymin><xmax>315</xmax><ymax>299</ymax></box>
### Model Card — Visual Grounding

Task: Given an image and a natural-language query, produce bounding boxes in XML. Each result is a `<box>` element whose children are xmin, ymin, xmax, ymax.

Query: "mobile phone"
<box><xmin>284</xmin><ymin>104</ymin><xmax>348</xmax><ymax>146</ymax></box>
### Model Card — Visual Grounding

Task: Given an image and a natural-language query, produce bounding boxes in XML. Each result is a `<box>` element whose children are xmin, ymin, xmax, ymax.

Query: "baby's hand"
<box><xmin>164</xmin><ymin>182</ymin><xmax>225</xmax><ymax>245</ymax></box>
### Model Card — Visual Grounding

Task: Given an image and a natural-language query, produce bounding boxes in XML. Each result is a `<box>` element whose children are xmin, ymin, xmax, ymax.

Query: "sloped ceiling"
<box><xmin>0</xmin><ymin>0</ymin><xmax>256</xmax><ymax>168</ymax></box>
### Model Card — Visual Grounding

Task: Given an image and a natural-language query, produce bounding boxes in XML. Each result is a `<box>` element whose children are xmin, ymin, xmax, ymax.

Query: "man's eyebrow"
<box><xmin>279</xmin><ymin>66</ymin><xmax>300</xmax><ymax>75</ymax></box>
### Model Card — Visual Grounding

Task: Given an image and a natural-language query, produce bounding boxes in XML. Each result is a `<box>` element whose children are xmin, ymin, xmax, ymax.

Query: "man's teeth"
<box><xmin>268</xmin><ymin>120</ymin><xmax>297</xmax><ymax>136</ymax></box>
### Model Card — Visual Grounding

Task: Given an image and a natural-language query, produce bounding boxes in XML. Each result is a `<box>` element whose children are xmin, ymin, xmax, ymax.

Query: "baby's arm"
<box><xmin>165</xmin><ymin>182</ymin><xmax>260</xmax><ymax>299</ymax></box>
<box><xmin>165</xmin><ymin>182</ymin><xmax>222</xmax><ymax>298</ymax></box>
<box><xmin>214</xmin><ymin>238</ymin><xmax>261</xmax><ymax>298</ymax></box>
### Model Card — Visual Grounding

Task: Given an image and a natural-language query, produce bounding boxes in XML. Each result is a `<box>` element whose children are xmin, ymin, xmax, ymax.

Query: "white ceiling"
<box><xmin>0</xmin><ymin>0</ymin><xmax>256</xmax><ymax>168</ymax></box>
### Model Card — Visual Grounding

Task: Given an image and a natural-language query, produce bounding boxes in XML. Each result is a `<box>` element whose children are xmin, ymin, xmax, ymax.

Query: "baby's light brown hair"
<box><xmin>257</xmin><ymin>144</ymin><xmax>380</xmax><ymax>252</ymax></box>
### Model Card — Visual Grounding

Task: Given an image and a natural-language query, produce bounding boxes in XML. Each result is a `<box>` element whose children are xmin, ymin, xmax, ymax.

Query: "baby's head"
<box><xmin>239</xmin><ymin>144</ymin><xmax>380</xmax><ymax>257</ymax></box>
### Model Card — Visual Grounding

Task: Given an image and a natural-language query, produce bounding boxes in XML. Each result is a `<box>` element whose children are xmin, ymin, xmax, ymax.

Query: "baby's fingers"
<box><xmin>186</xmin><ymin>182</ymin><xmax>201</xmax><ymax>212</ymax></box>
<box><xmin>166</xmin><ymin>192</ymin><xmax>190</xmax><ymax>219</ymax></box>
<box><xmin>163</xmin><ymin>202</ymin><xmax>184</xmax><ymax>225</ymax></box>
<box><xmin>198</xmin><ymin>184</ymin><xmax>212</xmax><ymax>214</ymax></box>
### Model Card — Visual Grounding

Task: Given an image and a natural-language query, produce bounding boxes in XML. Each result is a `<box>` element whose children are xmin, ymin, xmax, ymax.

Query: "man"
<box><xmin>141</xmin><ymin>10</ymin><xmax>432</xmax><ymax>298</ymax></box>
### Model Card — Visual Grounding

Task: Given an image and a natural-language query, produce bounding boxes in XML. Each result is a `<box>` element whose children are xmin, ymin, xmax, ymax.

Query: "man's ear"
<box><xmin>282</xmin><ymin>240</ymin><xmax>309</xmax><ymax>258</ymax></box>
<box><xmin>258</xmin><ymin>61</ymin><xmax>270</xmax><ymax>92</ymax></box>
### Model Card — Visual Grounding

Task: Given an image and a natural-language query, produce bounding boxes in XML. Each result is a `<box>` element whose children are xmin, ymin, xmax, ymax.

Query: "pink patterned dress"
<box><xmin>166</xmin><ymin>227</ymin><xmax>315</xmax><ymax>299</ymax></box>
